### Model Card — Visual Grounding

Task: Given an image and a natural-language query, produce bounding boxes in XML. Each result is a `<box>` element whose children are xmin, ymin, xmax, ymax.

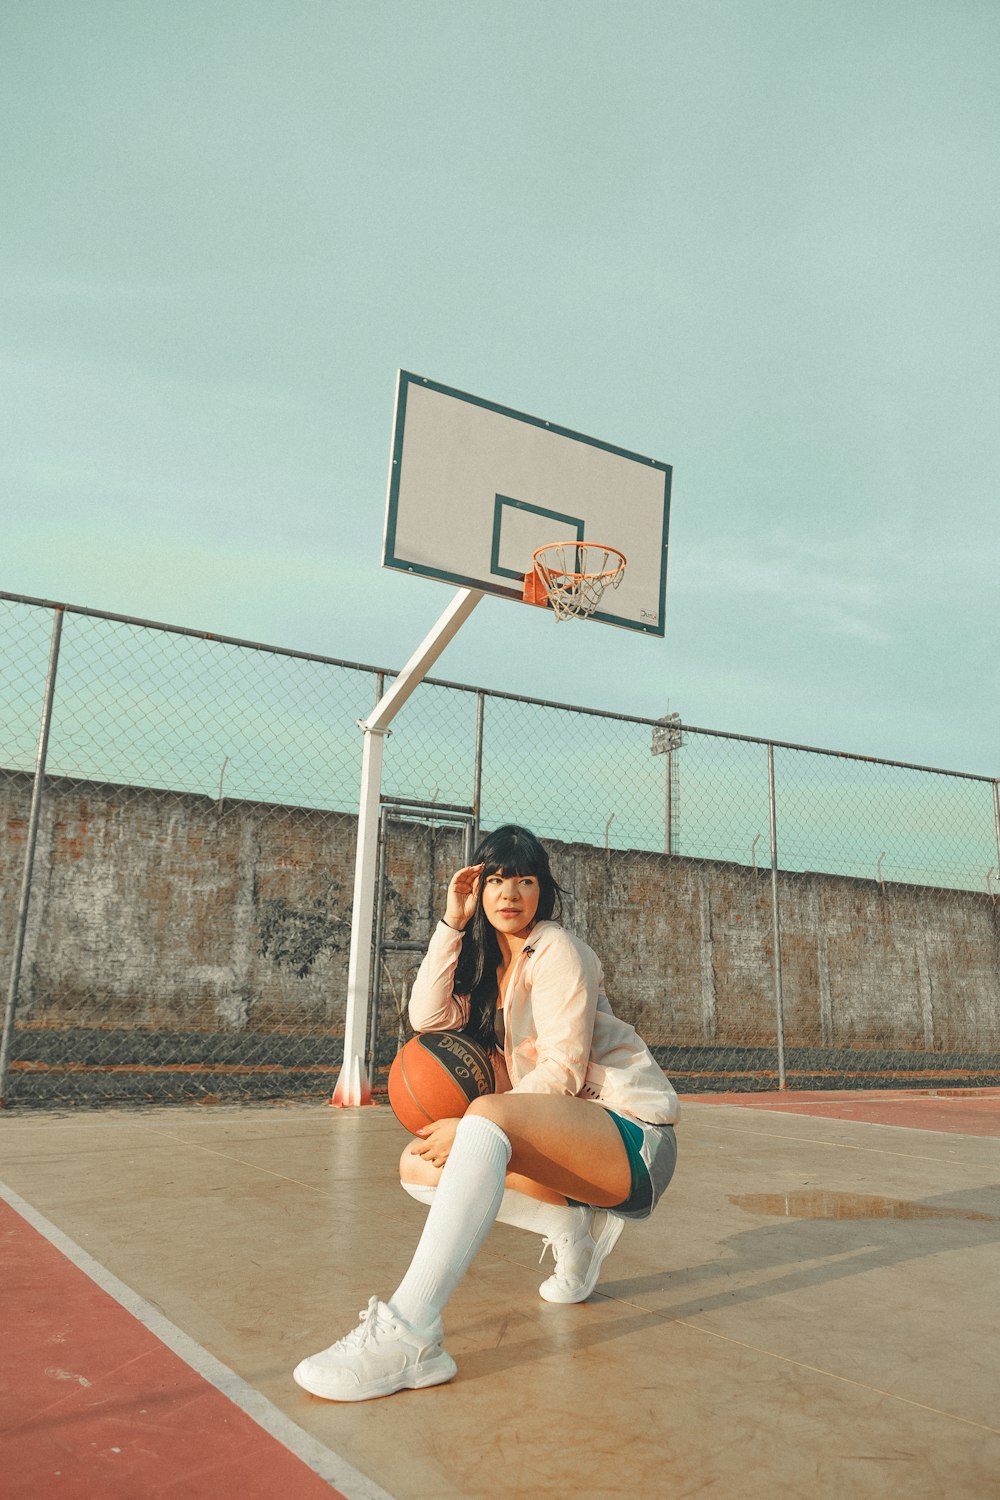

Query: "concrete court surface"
<box><xmin>2</xmin><ymin>1093</ymin><xmax>999</xmax><ymax>1500</ymax></box>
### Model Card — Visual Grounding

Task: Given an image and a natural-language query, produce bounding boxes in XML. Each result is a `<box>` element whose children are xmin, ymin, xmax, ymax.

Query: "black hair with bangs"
<box><xmin>454</xmin><ymin>825</ymin><xmax>563</xmax><ymax>1052</ymax></box>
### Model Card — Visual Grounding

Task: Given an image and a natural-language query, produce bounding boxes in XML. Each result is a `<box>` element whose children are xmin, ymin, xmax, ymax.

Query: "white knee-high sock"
<box><xmin>401</xmin><ymin>1178</ymin><xmax>590</xmax><ymax>1241</ymax></box>
<box><xmin>496</xmin><ymin>1188</ymin><xmax>591</xmax><ymax>1241</ymax></box>
<box><xmin>389</xmin><ymin>1114</ymin><xmax>511</xmax><ymax>1333</ymax></box>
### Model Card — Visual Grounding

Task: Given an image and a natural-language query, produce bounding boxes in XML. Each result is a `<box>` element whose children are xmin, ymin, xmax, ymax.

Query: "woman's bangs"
<box><xmin>483</xmin><ymin>859</ymin><xmax>540</xmax><ymax>881</ymax></box>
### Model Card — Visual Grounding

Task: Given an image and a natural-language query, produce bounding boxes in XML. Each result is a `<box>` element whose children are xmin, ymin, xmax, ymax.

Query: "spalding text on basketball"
<box><xmin>436</xmin><ymin>1034</ymin><xmax>491</xmax><ymax>1095</ymax></box>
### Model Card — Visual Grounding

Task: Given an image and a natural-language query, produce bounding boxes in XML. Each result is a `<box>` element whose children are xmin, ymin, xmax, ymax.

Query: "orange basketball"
<box><xmin>387</xmin><ymin>1031</ymin><xmax>496</xmax><ymax>1134</ymax></box>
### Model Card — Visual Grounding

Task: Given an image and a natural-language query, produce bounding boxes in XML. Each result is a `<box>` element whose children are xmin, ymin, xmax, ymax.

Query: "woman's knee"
<box><xmin>466</xmin><ymin>1094</ymin><xmax>514</xmax><ymax>1129</ymax></box>
<box><xmin>400</xmin><ymin>1138</ymin><xmax>445</xmax><ymax>1187</ymax></box>
<box><xmin>399</xmin><ymin>1139</ymin><xmax>429</xmax><ymax>1183</ymax></box>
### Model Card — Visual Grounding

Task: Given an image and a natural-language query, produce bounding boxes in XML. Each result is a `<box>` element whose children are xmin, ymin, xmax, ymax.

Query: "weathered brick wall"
<box><xmin>2</xmin><ymin>772</ymin><xmax>998</xmax><ymax>1051</ymax></box>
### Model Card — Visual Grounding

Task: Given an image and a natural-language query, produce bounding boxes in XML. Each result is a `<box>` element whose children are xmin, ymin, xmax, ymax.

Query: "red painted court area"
<box><xmin>696</xmin><ymin>1087</ymin><xmax>1000</xmax><ymax>1137</ymax></box>
<box><xmin>0</xmin><ymin>1201</ymin><xmax>346</xmax><ymax>1500</ymax></box>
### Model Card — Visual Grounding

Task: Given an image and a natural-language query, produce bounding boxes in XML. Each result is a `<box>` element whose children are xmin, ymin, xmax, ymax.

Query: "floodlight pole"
<box><xmin>331</xmin><ymin>587</ymin><xmax>485</xmax><ymax>1107</ymax></box>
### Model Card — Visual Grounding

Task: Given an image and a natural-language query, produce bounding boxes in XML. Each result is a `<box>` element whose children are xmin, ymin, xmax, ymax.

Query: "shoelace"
<box><xmin>539</xmin><ymin>1229</ymin><xmax>583</xmax><ymax>1267</ymax></box>
<box><xmin>337</xmin><ymin>1296</ymin><xmax>385</xmax><ymax>1350</ymax></box>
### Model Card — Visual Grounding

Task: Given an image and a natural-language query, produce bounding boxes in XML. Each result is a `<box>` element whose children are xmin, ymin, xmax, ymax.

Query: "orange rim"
<box><xmin>532</xmin><ymin>542</ymin><xmax>627</xmax><ymax>582</ymax></box>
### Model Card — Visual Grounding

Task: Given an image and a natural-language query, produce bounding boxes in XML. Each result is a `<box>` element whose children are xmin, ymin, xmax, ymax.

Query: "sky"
<box><xmin>2</xmin><ymin>0</ymin><xmax>998</xmax><ymax>777</ymax></box>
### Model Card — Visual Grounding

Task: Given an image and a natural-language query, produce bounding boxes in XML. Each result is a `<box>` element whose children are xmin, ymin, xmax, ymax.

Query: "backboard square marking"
<box><xmin>490</xmin><ymin>496</ymin><xmax>585</xmax><ymax>582</ymax></box>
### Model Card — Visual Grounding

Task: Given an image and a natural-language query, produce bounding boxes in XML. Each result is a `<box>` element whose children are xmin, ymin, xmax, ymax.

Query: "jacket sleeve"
<box><xmin>407</xmin><ymin>921</ymin><xmax>470</xmax><ymax>1032</ymax></box>
<box><xmin>510</xmin><ymin>932</ymin><xmax>599</xmax><ymax>1096</ymax></box>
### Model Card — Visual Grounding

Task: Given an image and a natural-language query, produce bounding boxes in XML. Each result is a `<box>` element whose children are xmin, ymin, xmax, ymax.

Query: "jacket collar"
<box><xmin>521</xmin><ymin>919</ymin><xmax>561</xmax><ymax>956</ymax></box>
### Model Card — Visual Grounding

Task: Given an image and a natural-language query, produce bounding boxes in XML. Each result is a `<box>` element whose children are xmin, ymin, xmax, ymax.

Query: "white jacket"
<box><xmin>408</xmin><ymin>919</ymin><xmax>679</xmax><ymax>1126</ymax></box>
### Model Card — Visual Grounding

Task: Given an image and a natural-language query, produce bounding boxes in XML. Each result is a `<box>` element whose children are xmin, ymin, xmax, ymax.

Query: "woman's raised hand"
<box><xmin>444</xmin><ymin>863</ymin><xmax>484</xmax><ymax>931</ymax></box>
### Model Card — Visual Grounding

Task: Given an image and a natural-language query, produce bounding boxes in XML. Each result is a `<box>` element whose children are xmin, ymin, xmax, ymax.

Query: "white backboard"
<box><xmin>382</xmin><ymin>372</ymin><xmax>672</xmax><ymax>636</ymax></box>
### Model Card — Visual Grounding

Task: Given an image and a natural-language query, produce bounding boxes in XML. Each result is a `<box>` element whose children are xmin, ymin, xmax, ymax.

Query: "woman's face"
<box><xmin>481</xmin><ymin>869</ymin><xmax>540</xmax><ymax>941</ymax></box>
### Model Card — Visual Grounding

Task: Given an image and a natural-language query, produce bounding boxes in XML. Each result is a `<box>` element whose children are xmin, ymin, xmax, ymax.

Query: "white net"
<box><xmin>533</xmin><ymin>543</ymin><xmax>627</xmax><ymax>621</ymax></box>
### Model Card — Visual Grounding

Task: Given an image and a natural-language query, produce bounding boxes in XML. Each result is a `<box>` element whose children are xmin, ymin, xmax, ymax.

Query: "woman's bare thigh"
<box><xmin>466</xmin><ymin>1093</ymin><xmax>631</xmax><ymax>1207</ymax></box>
<box><xmin>398</xmin><ymin>1095</ymin><xmax>632</xmax><ymax>1206</ymax></box>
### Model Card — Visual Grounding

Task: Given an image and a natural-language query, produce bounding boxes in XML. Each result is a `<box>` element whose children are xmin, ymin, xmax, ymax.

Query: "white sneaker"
<box><xmin>538</xmin><ymin>1210</ymin><xmax>625</xmax><ymax>1303</ymax></box>
<box><xmin>293</xmin><ymin>1297</ymin><xmax>457</xmax><ymax>1402</ymax></box>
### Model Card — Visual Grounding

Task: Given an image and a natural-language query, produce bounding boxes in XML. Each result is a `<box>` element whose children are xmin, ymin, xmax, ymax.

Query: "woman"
<box><xmin>293</xmin><ymin>825</ymin><xmax>678</xmax><ymax>1403</ymax></box>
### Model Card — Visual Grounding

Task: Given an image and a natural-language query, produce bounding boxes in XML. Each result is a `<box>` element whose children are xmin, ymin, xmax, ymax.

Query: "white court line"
<box><xmin>669</xmin><ymin>1318</ymin><xmax>1000</xmax><ymax>1438</ymax></box>
<box><xmin>0</xmin><ymin>1180</ymin><xmax>394</xmax><ymax>1500</ymax></box>
<box><xmin>141</xmin><ymin>1125</ymin><xmax>343</xmax><ymax>1196</ymax></box>
<box><xmin>687</xmin><ymin>1112</ymin><xmax>996</xmax><ymax>1164</ymax></box>
<box><xmin>742</xmin><ymin>1094</ymin><xmax>1000</xmax><ymax>1107</ymax></box>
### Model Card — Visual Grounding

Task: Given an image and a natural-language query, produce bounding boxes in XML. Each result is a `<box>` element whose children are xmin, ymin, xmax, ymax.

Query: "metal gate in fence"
<box><xmin>368</xmin><ymin>799</ymin><xmax>476</xmax><ymax>1082</ymax></box>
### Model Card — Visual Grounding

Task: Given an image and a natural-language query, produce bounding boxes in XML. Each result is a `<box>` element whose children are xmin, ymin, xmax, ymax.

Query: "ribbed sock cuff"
<box><xmin>451</xmin><ymin>1112</ymin><xmax>512</xmax><ymax>1169</ymax></box>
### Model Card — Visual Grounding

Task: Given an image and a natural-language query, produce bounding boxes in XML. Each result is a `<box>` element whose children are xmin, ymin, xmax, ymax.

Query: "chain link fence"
<box><xmin>2</xmin><ymin>590</ymin><xmax>998</xmax><ymax>1109</ymax></box>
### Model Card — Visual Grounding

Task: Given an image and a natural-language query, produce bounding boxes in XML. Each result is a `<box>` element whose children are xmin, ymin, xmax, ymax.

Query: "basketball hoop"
<box><xmin>523</xmin><ymin>542</ymin><xmax>627</xmax><ymax>621</ymax></box>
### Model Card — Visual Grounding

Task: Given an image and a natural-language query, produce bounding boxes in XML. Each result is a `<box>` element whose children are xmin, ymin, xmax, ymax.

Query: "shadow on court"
<box><xmin>603</xmin><ymin>1183</ymin><xmax>1000</xmax><ymax>1311</ymax></box>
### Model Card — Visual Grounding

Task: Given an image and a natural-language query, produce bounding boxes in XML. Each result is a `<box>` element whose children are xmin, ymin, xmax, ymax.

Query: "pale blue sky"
<box><xmin>3</xmin><ymin>1</ymin><xmax>997</xmax><ymax>774</ymax></box>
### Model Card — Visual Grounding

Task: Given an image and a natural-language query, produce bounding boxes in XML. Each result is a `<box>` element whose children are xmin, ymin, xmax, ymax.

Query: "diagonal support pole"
<box><xmin>331</xmin><ymin>588</ymin><xmax>485</xmax><ymax>1106</ymax></box>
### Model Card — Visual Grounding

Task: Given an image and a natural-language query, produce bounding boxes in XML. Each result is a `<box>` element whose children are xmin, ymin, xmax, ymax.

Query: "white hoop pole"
<box><xmin>331</xmin><ymin>586</ymin><xmax>485</xmax><ymax>1107</ymax></box>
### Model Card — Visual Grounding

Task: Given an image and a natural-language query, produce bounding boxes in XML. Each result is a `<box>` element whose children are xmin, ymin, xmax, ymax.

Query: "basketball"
<box><xmin>387</xmin><ymin>1031</ymin><xmax>496</xmax><ymax>1134</ymax></box>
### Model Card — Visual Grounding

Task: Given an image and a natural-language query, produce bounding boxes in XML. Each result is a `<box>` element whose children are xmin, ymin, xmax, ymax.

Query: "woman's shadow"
<box><xmin>456</xmin><ymin>1183</ymin><xmax>1000</xmax><ymax>1382</ymax></box>
<box><xmin>608</xmin><ymin>1183</ymin><xmax>1000</xmax><ymax>1319</ymax></box>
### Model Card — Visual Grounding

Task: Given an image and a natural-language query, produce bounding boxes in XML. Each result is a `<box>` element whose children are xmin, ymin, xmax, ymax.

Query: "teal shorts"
<box><xmin>571</xmin><ymin>1110</ymin><xmax>677</xmax><ymax>1221</ymax></box>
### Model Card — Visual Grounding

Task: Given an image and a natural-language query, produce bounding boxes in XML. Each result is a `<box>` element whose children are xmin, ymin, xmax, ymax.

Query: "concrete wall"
<box><xmin>2</xmin><ymin>771</ymin><xmax>998</xmax><ymax>1052</ymax></box>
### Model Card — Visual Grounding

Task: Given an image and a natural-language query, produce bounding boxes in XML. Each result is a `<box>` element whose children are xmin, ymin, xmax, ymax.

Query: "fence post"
<box><xmin>993</xmin><ymin>781</ymin><xmax>1000</xmax><ymax>878</ymax></box>
<box><xmin>0</xmin><ymin>607</ymin><xmax>64</xmax><ymax>1106</ymax></box>
<box><xmin>472</xmin><ymin>690</ymin><xmax>485</xmax><ymax>852</ymax></box>
<box><xmin>366</xmin><ymin>804</ymin><xmax>391</xmax><ymax>1084</ymax></box>
<box><xmin>767</xmin><ymin>742</ymin><xmax>787</xmax><ymax>1091</ymax></box>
